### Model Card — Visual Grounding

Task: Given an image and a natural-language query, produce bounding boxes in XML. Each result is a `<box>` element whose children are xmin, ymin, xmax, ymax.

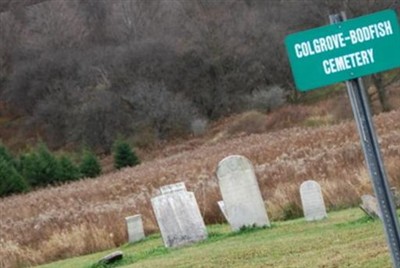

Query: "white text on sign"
<box><xmin>294</xmin><ymin>20</ymin><xmax>393</xmax><ymax>58</ymax></box>
<box><xmin>323</xmin><ymin>48</ymin><xmax>374</xmax><ymax>74</ymax></box>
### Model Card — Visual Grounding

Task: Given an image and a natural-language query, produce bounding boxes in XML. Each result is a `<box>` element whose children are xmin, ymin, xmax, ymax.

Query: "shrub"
<box><xmin>58</xmin><ymin>155</ymin><xmax>81</xmax><ymax>182</ymax></box>
<box><xmin>0</xmin><ymin>156</ymin><xmax>29</xmax><ymax>197</ymax></box>
<box><xmin>244</xmin><ymin>85</ymin><xmax>286</xmax><ymax>112</ymax></box>
<box><xmin>18</xmin><ymin>153</ymin><xmax>39</xmax><ymax>186</ymax></box>
<box><xmin>190</xmin><ymin>118</ymin><xmax>208</xmax><ymax>136</ymax></box>
<box><xmin>227</xmin><ymin>111</ymin><xmax>267</xmax><ymax>136</ymax></box>
<box><xmin>19</xmin><ymin>144</ymin><xmax>61</xmax><ymax>187</ymax></box>
<box><xmin>113</xmin><ymin>140</ymin><xmax>140</xmax><ymax>170</ymax></box>
<box><xmin>0</xmin><ymin>143</ymin><xmax>14</xmax><ymax>164</ymax></box>
<box><xmin>125</xmin><ymin>82</ymin><xmax>198</xmax><ymax>140</ymax></box>
<box><xmin>79</xmin><ymin>150</ymin><xmax>101</xmax><ymax>178</ymax></box>
<box><xmin>37</xmin><ymin>144</ymin><xmax>61</xmax><ymax>182</ymax></box>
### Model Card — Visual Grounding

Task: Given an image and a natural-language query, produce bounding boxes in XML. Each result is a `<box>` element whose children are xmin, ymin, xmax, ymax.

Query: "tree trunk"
<box><xmin>371</xmin><ymin>74</ymin><xmax>391</xmax><ymax>112</ymax></box>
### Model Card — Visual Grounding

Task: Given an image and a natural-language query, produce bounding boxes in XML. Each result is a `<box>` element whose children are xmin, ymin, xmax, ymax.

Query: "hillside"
<box><xmin>1</xmin><ymin>2</ymin><xmax>400</xmax><ymax>267</ymax></box>
<box><xmin>1</xmin><ymin>85</ymin><xmax>400</xmax><ymax>267</ymax></box>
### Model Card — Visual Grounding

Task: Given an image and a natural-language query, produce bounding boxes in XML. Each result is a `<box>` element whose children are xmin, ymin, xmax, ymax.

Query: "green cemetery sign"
<box><xmin>285</xmin><ymin>9</ymin><xmax>400</xmax><ymax>91</ymax></box>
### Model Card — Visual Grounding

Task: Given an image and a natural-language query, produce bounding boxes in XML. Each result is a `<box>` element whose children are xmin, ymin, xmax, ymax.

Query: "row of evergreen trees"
<box><xmin>0</xmin><ymin>140</ymin><xmax>140</xmax><ymax>197</ymax></box>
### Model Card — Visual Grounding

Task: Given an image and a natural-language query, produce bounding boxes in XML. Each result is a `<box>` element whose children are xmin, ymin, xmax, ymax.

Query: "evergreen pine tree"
<box><xmin>18</xmin><ymin>152</ymin><xmax>41</xmax><ymax>187</ymax></box>
<box><xmin>0</xmin><ymin>156</ymin><xmax>29</xmax><ymax>197</ymax></box>
<box><xmin>79</xmin><ymin>150</ymin><xmax>101</xmax><ymax>178</ymax></box>
<box><xmin>58</xmin><ymin>155</ymin><xmax>81</xmax><ymax>182</ymax></box>
<box><xmin>113</xmin><ymin>140</ymin><xmax>140</xmax><ymax>169</ymax></box>
<box><xmin>0</xmin><ymin>143</ymin><xmax>14</xmax><ymax>164</ymax></box>
<box><xmin>36</xmin><ymin>144</ymin><xmax>61</xmax><ymax>185</ymax></box>
<box><xmin>19</xmin><ymin>144</ymin><xmax>61</xmax><ymax>187</ymax></box>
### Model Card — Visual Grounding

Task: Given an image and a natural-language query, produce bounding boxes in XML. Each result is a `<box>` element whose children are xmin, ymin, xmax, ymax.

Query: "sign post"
<box><xmin>285</xmin><ymin>10</ymin><xmax>400</xmax><ymax>268</ymax></box>
<box><xmin>329</xmin><ymin>12</ymin><xmax>400</xmax><ymax>268</ymax></box>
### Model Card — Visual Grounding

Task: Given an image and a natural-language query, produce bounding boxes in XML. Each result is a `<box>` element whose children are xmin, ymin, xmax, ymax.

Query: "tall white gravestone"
<box><xmin>125</xmin><ymin>214</ymin><xmax>145</xmax><ymax>243</ymax></box>
<box><xmin>217</xmin><ymin>155</ymin><xmax>270</xmax><ymax>231</ymax></box>
<box><xmin>300</xmin><ymin>180</ymin><xmax>327</xmax><ymax>221</ymax></box>
<box><xmin>151</xmin><ymin>182</ymin><xmax>208</xmax><ymax>248</ymax></box>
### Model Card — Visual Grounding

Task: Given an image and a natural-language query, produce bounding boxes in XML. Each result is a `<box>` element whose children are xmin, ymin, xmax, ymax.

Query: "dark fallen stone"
<box><xmin>98</xmin><ymin>251</ymin><xmax>123</xmax><ymax>265</ymax></box>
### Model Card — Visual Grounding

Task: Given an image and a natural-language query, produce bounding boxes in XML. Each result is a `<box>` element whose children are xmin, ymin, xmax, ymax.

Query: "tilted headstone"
<box><xmin>125</xmin><ymin>214</ymin><xmax>145</xmax><ymax>243</ymax></box>
<box><xmin>216</xmin><ymin>155</ymin><xmax>270</xmax><ymax>231</ymax></box>
<box><xmin>217</xmin><ymin>200</ymin><xmax>230</xmax><ymax>224</ymax></box>
<box><xmin>160</xmin><ymin>182</ymin><xmax>186</xmax><ymax>195</ymax></box>
<box><xmin>360</xmin><ymin>194</ymin><xmax>382</xmax><ymax>220</ymax></box>
<box><xmin>151</xmin><ymin>183</ymin><xmax>207</xmax><ymax>248</ymax></box>
<box><xmin>300</xmin><ymin>180</ymin><xmax>327</xmax><ymax>221</ymax></box>
<box><xmin>390</xmin><ymin>187</ymin><xmax>400</xmax><ymax>208</ymax></box>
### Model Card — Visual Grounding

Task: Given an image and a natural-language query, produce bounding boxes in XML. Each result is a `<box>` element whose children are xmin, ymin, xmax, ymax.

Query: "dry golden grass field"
<box><xmin>1</xmin><ymin>86</ymin><xmax>400</xmax><ymax>267</ymax></box>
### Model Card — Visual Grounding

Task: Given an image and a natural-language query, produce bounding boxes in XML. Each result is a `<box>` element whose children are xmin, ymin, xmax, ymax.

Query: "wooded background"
<box><xmin>0</xmin><ymin>0</ymin><xmax>398</xmax><ymax>152</ymax></box>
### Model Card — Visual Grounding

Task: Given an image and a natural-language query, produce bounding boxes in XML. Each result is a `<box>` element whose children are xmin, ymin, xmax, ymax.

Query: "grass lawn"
<box><xmin>37</xmin><ymin>208</ymin><xmax>391</xmax><ymax>268</ymax></box>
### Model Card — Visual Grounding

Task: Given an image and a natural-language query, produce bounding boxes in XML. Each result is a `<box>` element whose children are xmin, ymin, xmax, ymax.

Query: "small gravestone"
<box><xmin>151</xmin><ymin>183</ymin><xmax>207</xmax><ymax>248</ymax></box>
<box><xmin>360</xmin><ymin>194</ymin><xmax>382</xmax><ymax>220</ymax></box>
<box><xmin>217</xmin><ymin>200</ymin><xmax>230</xmax><ymax>224</ymax></box>
<box><xmin>125</xmin><ymin>214</ymin><xmax>145</xmax><ymax>243</ymax></box>
<box><xmin>98</xmin><ymin>251</ymin><xmax>123</xmax><ymax>265</ymax></box>
<box><xmin>160</xmin><ymin>182</ymin><xmax>186</xmax><ymax>194</ymax></box>
<box><xmin>391</xmin><ymin>187</ymin><xmax>400</xmax><ymax>208</ymax></box>
<box><xmin>217</xmin><ymin>155</ymin><xmax>270</xmax><ymax>231</ymax></box>
<box><xmin>300</xmin><ymin>180</ymin><xmax>327</xmax><ymax>221</ymax></box>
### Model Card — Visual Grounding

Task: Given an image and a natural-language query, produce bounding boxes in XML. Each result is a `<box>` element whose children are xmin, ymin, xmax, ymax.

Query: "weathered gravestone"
<box><xmin>360</xmin><ymin>194</ymin><xmax>382</xmax><ymax>220</ymax></box>
<box><xmin>151</xmin><ymin>182</ymin><xmax>207</xmax><ymax>248</ymax></box>
<box><xmin>160</xmin><ymin>182</ymin><xmax>186</xmax><ymax>194</ymax></box>
<box><xmin>216</xmin><ymin>155</ymin><xmax>270</xmax><ymax>231</ymax></box>
<box><xmin>300</xmin><ymin>180</ymin><xmax>327</xmax><ymax>221</ymax></box>
<box><xmin>125</xmin><ymin>214</ymin><xmax>145</xmax><ymax>243</ymax></box>
<box><xmin>391</xmin><ymin>187</ymin><xmax>400</xmax><ymax>208</ymax></box>
<box><xmin>217</xmin><ymin>200</ymin><xmax>230</xmax><ymax>224</ymax></box>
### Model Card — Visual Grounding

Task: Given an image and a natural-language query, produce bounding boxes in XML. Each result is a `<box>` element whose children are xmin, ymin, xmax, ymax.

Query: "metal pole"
<box><xmin>330</xmin><ymin>13</ymin><xmax>400</xmax><ymax>268</ymax></box>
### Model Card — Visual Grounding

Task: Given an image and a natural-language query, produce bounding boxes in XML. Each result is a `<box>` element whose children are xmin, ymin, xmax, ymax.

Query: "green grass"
<box><xmin>37</xmin><ymin>208</ymin><xmax>391</xmax><ymax>268</ymax></box>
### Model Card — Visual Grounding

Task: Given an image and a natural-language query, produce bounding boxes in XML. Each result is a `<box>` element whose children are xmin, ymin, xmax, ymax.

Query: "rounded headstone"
<box><xmin>300</xmin><ymin>180</ymin><xmax>327</xmax><ymax>221</ymax></box>
<box><xmin>217</xmin><ymin>155</ymin><xmax>270</xmax><ymax>231</ymax></box>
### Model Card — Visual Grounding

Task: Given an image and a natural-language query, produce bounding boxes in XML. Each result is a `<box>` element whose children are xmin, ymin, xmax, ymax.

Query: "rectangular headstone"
<box><xmin>151</xmin><ymin>188</ymin><xmax>207</xmax><ymax>248</ymax></box>
<box><xmin>217</xmin><ymin>155</ymin><xmax>270</xmax><ymax>231</ymax></box>
<box><xmin>125</xmin><ymin>214</ymin><xmax>145</xmax><ymax>243</ymax></box>
<box><xmin>160</xmin><ymin>182</ymin><xmax>187</xmax><ymax>195</ymax></box>
<box><xmin>300</xmin><ymin>180</ymin><xmax>327</xmax><ymax>221</ymax></box>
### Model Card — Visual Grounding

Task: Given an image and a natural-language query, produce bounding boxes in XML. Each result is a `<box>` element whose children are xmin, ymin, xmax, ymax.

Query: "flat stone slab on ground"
<box><xmin>98</xmin><ymin>251</ymin><xmax>123</xmax><ymax>265</ymax></box>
